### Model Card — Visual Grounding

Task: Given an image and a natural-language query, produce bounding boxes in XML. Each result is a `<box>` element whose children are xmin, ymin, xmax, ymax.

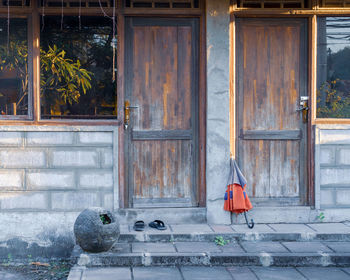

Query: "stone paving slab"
<box><xmin>251</xmin><ymin>266</ymin><xmax>306</xmax><ymax>280</ymax></box>
<box><xmin>132</xmin><ymin>242</ymin><xmax>176</xmax><ymax>253</ymax></box>
<box><xmin>227</xmin><ymin>266</ymin><xmax>258</xmax><ymax>280</ymax></box>
<box><xmin>282</xmin><ymin>241</ymin><xmax>333</xmax><ymax>253</ymax></box>
<box><xmin>170</xmin><ymin>224</ymin><xmax>213</xmax><ymax>233</ymax></box>
<box><xmin>110</xmin><ymin>243</ymin><xmax>131</xmax><ymax>253</ymax></box>
<box><xmin>82</xmin><ymin>267</ymin><xmax>131</xmax><ymax>280</ymax></box>
<box><xmin>268</xmin><ymin>224</ymin><xmax>315</xmax><ymax>233</ymax></box>
<box><xmin>220</xmin><ymin>243</ymin><xmax>245</xmax><ymax>253</ymax></box>
<box><xmin>174</xmin><ymin>241</ymin><xmax>221</xmax><ymax>253</ymax></box>
<box><xmin>133</xmin><ymin>267</ymin><xmax>182</xmax><ymax>280</ymax></box>
<box><xmin>232</xmin><ymin>224</ymin><xmax>275</xmax><ymax>233</ymax></box>
<box><xmin>324</xmin><ymin>242</ymin><xmax>350</xmax><ymax>253</ymax></box>
<box><xmin>209</xmin><ymin>224</ymin><xmax>235</xmax><ymax>233</ymax></box>
<box><xmin>180</xmin><ymin>266</ymin><xmax>232</xmax><ymax>280</ymax></box>
<box><xmin>240</xmin><ymin>241</ymin><xmax>289</xmax><ymax>253</ymax></box>
<box><xmin>307</xmin><ymin>223</ymin><xmax>350</xmax><ymax>233</ymax></box>
<box><xmin>297</xmin><ymin>267</ymin><xmax>350</xmax><ymax>280</ymax></box>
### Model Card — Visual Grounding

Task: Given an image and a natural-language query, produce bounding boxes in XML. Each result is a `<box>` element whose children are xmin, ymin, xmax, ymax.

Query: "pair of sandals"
<box><xmin>133</xmin><ymin>220</ymin><xmax>167</xmax><ymax>231</ymax></box>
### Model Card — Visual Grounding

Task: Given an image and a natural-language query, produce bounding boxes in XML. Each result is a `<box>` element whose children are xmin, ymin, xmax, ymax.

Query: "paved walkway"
<box><xmin>119</xmin><ymin>222</ymin><xmax>350</xmax><ymax>235</ymax></box>
<box><xmin>69</xmin><ymin>223</ymin><xmax>350</xmax><ymax>279</ymax></box>
<box><xmin>68</xmin><ymin>266</ymin><xmax>350</xmax><ymax>280</ymax></box>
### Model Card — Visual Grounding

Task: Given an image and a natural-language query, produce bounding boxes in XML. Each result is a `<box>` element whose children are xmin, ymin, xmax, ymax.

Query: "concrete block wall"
<box><xmin>316</xmin><ymin>125</ymin><xmax>350</xmax><ymax>209</ymax></box>
<box><xmin>0</xmin><ymin>127</ymin><xmax>117</xmax><ymax>212</ymax></box>
<box><xmin>0</xmin><ymin>126</ymin><xmax>118</xmax><ymax>259</ymax></box>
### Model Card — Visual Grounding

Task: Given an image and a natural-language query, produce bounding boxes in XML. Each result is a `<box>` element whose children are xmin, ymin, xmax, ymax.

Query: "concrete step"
<box><xmin>118</xmin><ymin>223</ymin><xmax>350</xmax><ymax>243</ymax></box>
<box><xmin>71</xmin><ymin>240</ymin><xmax>350</xmax><ymax>268</ymax></box>
<box><xmin>119</xmin><ymin>232</ymin><xmax>350</xmax><ymax>243</ymax></box>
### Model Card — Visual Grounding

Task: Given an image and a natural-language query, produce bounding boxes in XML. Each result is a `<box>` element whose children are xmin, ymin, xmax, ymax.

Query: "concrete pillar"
<box><xmin>206</xmin><ymin>0</ymin><xmax>231</xmax><ymax>224</ymax></box>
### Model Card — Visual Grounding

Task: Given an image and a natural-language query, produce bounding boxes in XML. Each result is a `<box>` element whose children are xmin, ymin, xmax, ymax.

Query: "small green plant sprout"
<box><xmin>2</xmin><ymin>253</ymin><xmax>12</xmax><ymax>266</ymax></box>
<box><xmin>214</xmin><ymin>236</ymin><xmax>229</xmax><ymax>246</ymax></box>
<box><xmin>316</xmin><ymin>212</ymin><xmax>325</xmax><ymax>222</ymax></box>
<box><xmin>100</xmin><ymin>214</ymin><xmax>112</xmax><ymax>225</ymax></box>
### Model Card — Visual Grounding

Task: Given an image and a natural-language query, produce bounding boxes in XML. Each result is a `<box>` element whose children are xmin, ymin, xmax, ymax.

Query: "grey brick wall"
<box><xmin>316</xmin><ymin>126</ymin><xmax>350</xmax><ymax>209</ymax></box>
<box><xmin>0</xmin><ymin>126</ymin><xmax>118</xmax><ymax>212</ymax></box>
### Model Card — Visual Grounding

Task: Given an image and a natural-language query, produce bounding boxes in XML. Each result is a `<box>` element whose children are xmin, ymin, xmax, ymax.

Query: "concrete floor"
<box><xmin>67</xmin><ymin>266</ymin><xmax>350</xmax><ymax>280</ymax></box>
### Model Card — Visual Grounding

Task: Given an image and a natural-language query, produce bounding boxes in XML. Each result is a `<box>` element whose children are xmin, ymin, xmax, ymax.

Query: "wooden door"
<box><xmin>125</xmin><ymin>18</ymin><xmax>199</xmax><ymax>208</ymax></box>
<box><xmin>236</xmin><ymin>18</ymin><xmax>308</xmax><ymax>206</ymax></box>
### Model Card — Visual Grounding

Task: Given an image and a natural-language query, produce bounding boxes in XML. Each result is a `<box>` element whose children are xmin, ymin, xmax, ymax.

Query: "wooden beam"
<box><xmin>311</xmin><ymin>15</ymin><xmax>317</xmax><ymax>124</ymax></box>
<box><xmin>230</xmin><ymin>11</ymin><xmax>236</xmax><ymax>158</ymax></box>
<box><xmin>241</xmin><ymin>130</ymin><xmax>302</xmax><ymax>140</ymax></box>
<box><xmin>231</xmin><ymin>8</ymin><xmax>350</xmax><ymax>15</ymax></box>
<box><xmin>132</xmin><ymin>130</ymin><xmax>192</xmax><ymax>140</ymax></box>
<box><xmin>198</xmin><ymin>9</ymin><xmax>206</xmax><ymax>207</ymax></box>
<box><xmin>31</xmin><ymin>0</ymin><xmax>40</xmax><ymax>122</ymax></box>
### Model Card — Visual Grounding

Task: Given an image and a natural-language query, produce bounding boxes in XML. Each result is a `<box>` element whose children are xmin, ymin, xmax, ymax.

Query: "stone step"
<box><xmin>118</xmin><ymin>223</ymin><xmax>350</xmax><ymax>243</ymax></box>
<box><xmin>73</xmin><ymin>251</ymin><xmax>350</xmax><ymax>268</ymax></box>
<box><xmin>71</xmin><ymin>240</ymin><xmax>350</xmax><ymax>268</ymax></box>
<box><xmin>118</xmin><ymin>232</ymin><xmax>350</xmax><ymax>243</ymax></box>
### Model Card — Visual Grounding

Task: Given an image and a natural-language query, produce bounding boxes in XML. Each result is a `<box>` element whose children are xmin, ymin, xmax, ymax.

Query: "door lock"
<box><xmin>296</xmin><ymin>96</ymin><xmax>309</xmax><ymax>123</ymax></box>
<box><xmin>124</xmin><ymin>100</ymin><xmax>139</xmax><ymax>130</ymax></box>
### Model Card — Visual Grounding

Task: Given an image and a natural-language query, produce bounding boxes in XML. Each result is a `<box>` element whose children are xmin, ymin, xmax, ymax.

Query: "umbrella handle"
<box><xmin>243</xmin><ymin>211</ymin><xmax>254</xmax><ymax>229</ymax></box>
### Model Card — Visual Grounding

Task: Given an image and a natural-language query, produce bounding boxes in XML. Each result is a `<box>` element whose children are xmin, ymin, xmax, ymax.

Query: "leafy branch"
<box><xmin>0</xmin><ymin>42</ymin><xmax>92</xmax><ymax>110</ymax></box>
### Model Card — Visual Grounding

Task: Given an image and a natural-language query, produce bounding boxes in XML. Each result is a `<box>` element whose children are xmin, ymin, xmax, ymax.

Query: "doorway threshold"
<box><xmin>116</xmin><ymin>207</ymin><xmax>206</xmax><ymax>225</ymax></box>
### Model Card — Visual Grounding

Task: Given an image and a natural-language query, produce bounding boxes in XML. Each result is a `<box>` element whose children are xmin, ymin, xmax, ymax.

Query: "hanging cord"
<box><xmin>7</xmin><ymin>0</ymin><xmax>10</xmax><ymax>54</ymax></box>
<box><xmin>112</xmin><ymin>0</ymin><xmax>116</xmax><ymax>82</ymax></box>
<box><xmin>41</xmin><ymin>0</ymin><xmax>45</xmax><ymax>31</ymax></box>
<box><xmin>98</xmin><ymin>0</ymin><xmax>115</xmax><ymax>82</ymax></box>
<box><xmin>60</xmin><ymin>0</ymin><xmax>64</xmax><ymax>30</ymax></box>
<box><xmin>78</xmin><ymin>0</ymin><xmax>81</xmax><ymax>30</ymax></box>
<box><xmin>98</xmin><ymin>0</ymin><xmax>113</xmax><ymax>19</ymax></box>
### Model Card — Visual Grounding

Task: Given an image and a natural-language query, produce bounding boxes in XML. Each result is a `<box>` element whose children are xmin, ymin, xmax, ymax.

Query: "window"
<box><xmin>0</xmin><ymin>18</ymin><xmax>28</xmax><ymax>117</ymax></box>
<box><xmin>0</xmin><ymin>1</ymin><xmax>117</xmax><ymax>121</ymax></box>
<box><xmin>317</xmin><ymin>17</ymin><xmax>350</xmax><ymax>118</ymax></box>
<box><xmin>40</xmin><ymin>16</ymin><xmax>117</xmax><ymax>119</ymax></box>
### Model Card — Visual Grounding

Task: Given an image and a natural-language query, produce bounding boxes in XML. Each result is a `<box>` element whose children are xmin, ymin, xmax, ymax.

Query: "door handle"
<box><xmin>124</xmin><ymin>100</ymin><xmax>139</xmax><ymax>130</ymax></box>
<box><xmin>296</xmin><ymin>96</ymin><xmax>309</xmax><ymax>123</ymax></box>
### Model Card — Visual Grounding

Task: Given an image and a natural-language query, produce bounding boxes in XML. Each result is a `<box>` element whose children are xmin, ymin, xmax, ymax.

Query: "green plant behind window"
<box><xmin>0</xmin><ymin>42</ymin><xmax>92</xmax><ymax>111</ymax></box>
<box><xmin>317</xmin><ymin>79</ymin><xmax>350</xmax><ymax>118</ymax></box>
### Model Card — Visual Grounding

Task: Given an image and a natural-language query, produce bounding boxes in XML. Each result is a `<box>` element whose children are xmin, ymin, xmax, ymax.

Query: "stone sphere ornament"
<box><xmin>74</xmin><ymin>207</ymin><xmax>120</xmax><ymax>253</ymax></box>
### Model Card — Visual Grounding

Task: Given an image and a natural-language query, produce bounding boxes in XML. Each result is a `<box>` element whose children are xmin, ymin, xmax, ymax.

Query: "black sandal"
<box><xmin>133</xmin><ymin>220</ymin><xmax>145</xmax><ymax>231</ymax></box>
<box><xmin>149</xmin><ymin>220</ymin><xmax>167</xmax><ymax>230</ymax></box>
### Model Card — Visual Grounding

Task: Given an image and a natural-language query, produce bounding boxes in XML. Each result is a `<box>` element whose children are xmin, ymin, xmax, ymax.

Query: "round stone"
<box><xmin>74</xmin><ymin>207</ymin><xmax>120</xmax><ymax>253</ymax></box>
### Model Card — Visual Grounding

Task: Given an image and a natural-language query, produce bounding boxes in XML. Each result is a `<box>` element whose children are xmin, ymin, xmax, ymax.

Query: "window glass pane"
<box><xmin>317</xmin><ymin>17</ymin><xmax>350</xmax><ymax>118</ymax></box>
<box><xmin>40</xmin><ymin>16</ymin><xmax>117</xmax><ymax>119</ymax></box>
<box><xmin>0</xmin><ymin>18</ymin><xmax>28</xmax><ymax>116</ymax></box>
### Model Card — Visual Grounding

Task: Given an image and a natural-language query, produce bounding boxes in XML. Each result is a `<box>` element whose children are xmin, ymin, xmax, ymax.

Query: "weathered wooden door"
<box><xmin>236</xmin><ymin>18</ymin><xmax>308</xmax><ymax>206</ymax></box>
<box><xmin>125</xmin><ymin>18</ymin><xmax>199</xmax><ymax>208</ymax></box>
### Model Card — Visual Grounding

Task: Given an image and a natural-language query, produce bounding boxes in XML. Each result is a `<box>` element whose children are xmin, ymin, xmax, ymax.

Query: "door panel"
<box><xmin>237</xmin><ymin>19</ymin><xmax>308</xmax><ymax>205</ymax></box>
<box><xmin>125</xmin><ymin>18</ymin><xmax>199</xmax><ymax>208</ymax></box>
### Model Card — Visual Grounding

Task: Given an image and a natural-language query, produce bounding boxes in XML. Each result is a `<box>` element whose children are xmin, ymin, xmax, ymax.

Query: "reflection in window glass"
<box><xmin>40</xmin><ymin>16</ymin><xmax>117</xmax><ymax>119</ymax></box>
<box><xmin>317</xmin><ymin>17</ymin><xmax>350</xmax><ymax>118</ymax></box>
<box><xmin>0</xmin><ymin>18</ymin><xmax>28</xmax><ymax>116</ymax></box>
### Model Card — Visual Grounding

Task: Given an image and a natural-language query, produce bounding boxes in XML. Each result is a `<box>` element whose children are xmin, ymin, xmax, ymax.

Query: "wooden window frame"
<box><xmin>0</xmin><ymin>0</ymin><xmax>124</xmax><ymax>125</ymax></box>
